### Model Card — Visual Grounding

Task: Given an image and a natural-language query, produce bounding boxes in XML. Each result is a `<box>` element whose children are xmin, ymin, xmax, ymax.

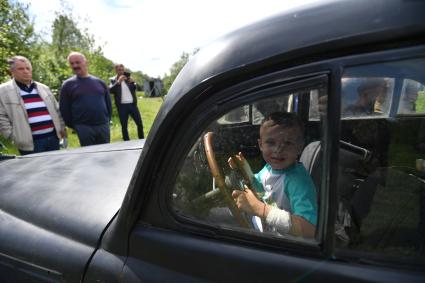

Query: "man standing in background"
<box><xmin>60</xmin><ymin>52</ymin><xmax>112</xmax><ymax>146</ymax></box>
<box><xmin>109</xmin><ymin>63</ymin><xmax>144</xmax><ymax>140</ymax></box>
<box><xmin>0</xmin><ymin>56</ymin><xmax>65</xmax><ymax>155</ymax></box>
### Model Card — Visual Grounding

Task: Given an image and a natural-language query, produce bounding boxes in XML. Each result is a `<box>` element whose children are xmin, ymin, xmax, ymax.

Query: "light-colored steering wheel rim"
<box><xmin>203</xmin><ymin>132</ymin><xmax>251</xmax><ymax>228</ymax></box>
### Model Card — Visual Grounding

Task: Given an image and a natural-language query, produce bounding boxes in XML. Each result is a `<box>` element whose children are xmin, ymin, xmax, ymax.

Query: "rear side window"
<box><xmin>397</xmin><ymin>79</ymin><xmax>425</xmax><ymax>115</ymax></box>
<box><xmin>335</xmin><ymin>57</ymin><xmax>425</xmax><ymax>266</ymax></box>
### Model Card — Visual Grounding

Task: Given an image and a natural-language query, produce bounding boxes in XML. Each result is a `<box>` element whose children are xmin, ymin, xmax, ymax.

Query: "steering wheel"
<box><xmin>203</xmin><ymin>132</ymin><xmax>252</xmax><ymax>228</ymax></box>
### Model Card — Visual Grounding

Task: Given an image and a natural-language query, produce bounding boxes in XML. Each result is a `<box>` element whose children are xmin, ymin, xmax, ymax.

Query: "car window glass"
<box><xmin>252</xmin><ymin>95</ymin><xmax>295</xmax><ymax>125</ymax></box>
<box><xmin>217</xmin><ymin>106</ymin><xmax>249</xmax><ymax>124</ymax></box>
<box><xmin>172</xmin><ymin>83</ymin><xmax>327</xmax><ymax>243</ymax></box>
<box><xmin>397</xmin><ymin>79</ymin><xmax>425</xmax><ymax>115</ymax></box>
<box><xmin>336</xmin><ymin>58</ymin><xmax>425</xmax><ymax>264</ymax></box>
<box><xmin>341</xmin><ymin>77</ymin><xmax>394</xmax><ymax>119</ymax></box>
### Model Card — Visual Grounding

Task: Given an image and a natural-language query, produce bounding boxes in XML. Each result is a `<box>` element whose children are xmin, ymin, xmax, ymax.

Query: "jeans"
<box><xmin>118</xmin><ymin>103</ymin><xmax>144</xmax><ymax>140</ymax></box>
<box><xmin>19</xmin><ymin>134</ymin><xmax>60</xmax><ymax>155</ymax></box>
<box><xmin>74</xmin><ymin>123</ymin><xmax>110</xmax><ymax>146</ymax></box>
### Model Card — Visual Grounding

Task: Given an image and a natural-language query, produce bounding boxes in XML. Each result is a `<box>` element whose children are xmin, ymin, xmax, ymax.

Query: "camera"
<box><xmin>123</xmin><ymin>72</ymin><xmax>131</xmax><ymax>78</ymax></box>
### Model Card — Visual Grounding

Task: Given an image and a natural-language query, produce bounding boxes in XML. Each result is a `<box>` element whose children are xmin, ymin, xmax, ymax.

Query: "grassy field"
<box><xmin>0</xmin><ymin>92</ymin><xmax>163</xmax><ymax>154</ymax></box>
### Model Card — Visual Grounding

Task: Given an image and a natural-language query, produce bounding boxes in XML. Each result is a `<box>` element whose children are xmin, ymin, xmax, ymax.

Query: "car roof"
<box><xmin>164</xmin><ymin>0</ymin><xmax>425</xmax><ymax>105</ymax></box>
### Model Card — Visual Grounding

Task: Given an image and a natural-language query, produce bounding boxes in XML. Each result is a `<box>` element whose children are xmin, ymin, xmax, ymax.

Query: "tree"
<box><xmin>0</xmin><ymin>0</ymin><xmax>36</xmax><ymax>82</ymax></box>
<box><xmin>51</xmin><ymin>11</ymin><xmax>91</xmax><ymax>56</ymax></box>
<box><xmin>162</xmin><ymin>48</ymin><xmax>199</xmax><ymax>93</ymax></box>
<box><xmin>31</xmin><ymin>3</ymin><xmax>114</xmax><ymax>93</ymax></box>
<box><xmin>131</xmin><ymin>70</ymin><xmax>149</xmax><ymax>91</ymax></box>
<box><xmin>162</xmin><ymin>52</ymin><xmax>190</xmax><ymax>92</ymax></box>
<box><xmin>86</xmin><ymin>47</ymin><xmax>115</xmax><ymax>84</ymax></box>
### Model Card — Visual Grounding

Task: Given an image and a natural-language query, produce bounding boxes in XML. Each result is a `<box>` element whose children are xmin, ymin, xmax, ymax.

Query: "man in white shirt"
<box><xmin>109</xmin><ymin>64</ymin><xmax>144</xmax><ymax>140</ymax></box>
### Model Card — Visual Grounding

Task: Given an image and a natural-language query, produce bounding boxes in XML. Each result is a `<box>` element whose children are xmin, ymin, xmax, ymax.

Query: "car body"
<box><xmin>1</xmin><ymin>0</ymin><xmax>425</xmax><ymax>282</ymax></box>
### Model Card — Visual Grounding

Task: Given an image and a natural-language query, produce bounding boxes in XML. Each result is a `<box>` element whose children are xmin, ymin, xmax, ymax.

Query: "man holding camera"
<box><xmin>109</xmin><ymin>63</ymin><xmax>144</xmax><ymax>140</ymax></box>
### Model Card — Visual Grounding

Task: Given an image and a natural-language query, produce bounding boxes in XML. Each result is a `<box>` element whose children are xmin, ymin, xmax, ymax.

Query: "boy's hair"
<box><xmin>260</xmin><ymin>112</ymin><xmax>305</xmax><ymax>142</ymax></box>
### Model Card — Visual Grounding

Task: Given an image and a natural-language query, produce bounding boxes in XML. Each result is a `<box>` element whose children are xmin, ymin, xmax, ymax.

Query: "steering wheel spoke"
<box><xmin>203</xmin><ymin>132</ymin><xmax>252</xmax><ymax>228</ymax></box>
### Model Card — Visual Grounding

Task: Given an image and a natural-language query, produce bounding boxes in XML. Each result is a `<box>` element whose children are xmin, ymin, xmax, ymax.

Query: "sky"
<box><xmin>24</xmin><ymin>0</ymin><xmax>320</xmax><ymax>78</ymax></box>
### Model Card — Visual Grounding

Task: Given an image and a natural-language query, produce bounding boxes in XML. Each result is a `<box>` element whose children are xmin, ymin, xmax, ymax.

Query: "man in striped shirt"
<box><xmin>0</xmin><ymin>56</ymin><xmax>66</xmax><ymax>155</ymax></box>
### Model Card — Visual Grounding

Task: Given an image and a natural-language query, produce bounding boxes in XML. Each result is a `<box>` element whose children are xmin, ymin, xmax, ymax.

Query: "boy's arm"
<box><xmin>290</xmin><ymin>215</ymin><xmax>316</xmax><ymax>238</ymax></box>
<box><xmin>263</xmin><ymin>206</ymin><xmax>315</xmax><ymax>238</ymax></box>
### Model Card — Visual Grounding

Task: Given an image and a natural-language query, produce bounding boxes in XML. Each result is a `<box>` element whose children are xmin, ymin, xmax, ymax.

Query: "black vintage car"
<box><xmin>1</xmin><ymin>0</ymin><xmax>425</xmax><ymax>282</ymax></box>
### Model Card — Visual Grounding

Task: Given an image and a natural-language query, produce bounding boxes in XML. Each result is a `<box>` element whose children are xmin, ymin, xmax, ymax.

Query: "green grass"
<box><xmin>108</xmin><ymin>93</ymin><xmax>163</xmax><ymax>145</ymax></box>
<box><xmin>417</xmin><ymin>91</ymin><xmax>425</xmax><ymax>112</ymax></box>
<box><xmin>0</xmin><ymin>92</ymin><xmax>163</xmax><ymax>154</ymax></box>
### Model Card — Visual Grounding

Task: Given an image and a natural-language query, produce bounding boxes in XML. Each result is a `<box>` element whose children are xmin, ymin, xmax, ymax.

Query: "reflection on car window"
<box><xmin>217</xmin><ymin>106</ymin><xmax>249</xmax><ymax>124</ymax></box>
<box><xmin>397</xmin><ymin>79</ymin><xmax>425</xmax><ymax>115</ymax></box>
<box><xmin>337</xmin><ymin>58</ymin><xmax>425</xmax><ymax>264</ymax></box>
<box><xmin>217</xmin><ymin>95</ymin><xmax>297</xmax><ymax>126</ymax></box>
<box><xmin>252</xmin><ymin>95</ymin><xmax>294</xmax><ymax>125</ymax></box>
<box><xmin>172</xmin><ymin>83</ymin><xmax>327</xmax><ymax>243</ymax></box>
<box><xmin>341</xmin><ymin>77</ymin><xmax>394</xmax><ymax>119</ymax></box>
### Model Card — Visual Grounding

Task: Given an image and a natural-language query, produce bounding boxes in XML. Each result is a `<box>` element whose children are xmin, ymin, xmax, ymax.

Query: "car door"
<box><xmin>117</xmin><ymin>48</ymin><xmax>425</xmax><ymax>283</ymax></box>
<box><xmin>120</xmin><ymin>72</ymin><xmax>330</xmax><ymax>282</ymax></box>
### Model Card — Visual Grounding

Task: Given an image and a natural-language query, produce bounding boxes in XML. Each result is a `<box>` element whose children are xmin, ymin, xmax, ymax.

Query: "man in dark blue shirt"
<box><xmin>60</xmin><ymin>52</ymin><xmax>112</xmax><ymax>146</ymax></box>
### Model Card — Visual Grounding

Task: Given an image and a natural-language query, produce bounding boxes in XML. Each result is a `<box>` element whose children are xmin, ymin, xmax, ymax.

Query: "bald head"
<box><xmin>67</xmin><ymin>51</ymin><xmax>89</xmax><ymax>77</ymax></box>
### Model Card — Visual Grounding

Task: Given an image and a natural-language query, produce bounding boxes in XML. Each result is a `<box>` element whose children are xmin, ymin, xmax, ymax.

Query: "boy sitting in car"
<box><xmin>232</xmin><ymin>112</ymin><xmax>317</xmax><ymax>238</ymax></box>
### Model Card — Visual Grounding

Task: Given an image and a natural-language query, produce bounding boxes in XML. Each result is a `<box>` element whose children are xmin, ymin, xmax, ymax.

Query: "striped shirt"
<box><xmin>16</xmin><ymin>81</ymin><xmax>55</xmax><ymax>139</ymax></box>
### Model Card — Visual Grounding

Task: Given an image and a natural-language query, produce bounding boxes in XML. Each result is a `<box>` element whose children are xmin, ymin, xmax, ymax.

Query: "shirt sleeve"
<box><xmin>59</xmin><ymin>83</ymin><xmax>73</xmax><ymax>128</ymax></box>
<box><xmin>103</xmin><ymin>83</ymin><xmax>112</xmax><ymax>120</ymax></box>
<box><xmin>128</xmin><ymin>81</ymin><xmax>137</xmax><ymax>92</ymax></box>
<box><xmin>284</xmin><ymin>167</ymin><xmax>317</xmax><ymax>225</ymax></box>
<box><xmin>0</xmin><ymin>98</ymin><xmax>12</xmax><ymax>139</ymax></box>
<box><xmin>109</xmin><ymin>78</ymin><xmax>119</xmax><ymax>94</ymax></box>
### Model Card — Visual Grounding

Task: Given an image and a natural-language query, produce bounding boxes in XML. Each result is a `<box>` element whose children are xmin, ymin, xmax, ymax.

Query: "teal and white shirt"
<box><xmin>253</xmin><ymin>162</ymin><xmax>317</xmax><ymax>227</ymax></box>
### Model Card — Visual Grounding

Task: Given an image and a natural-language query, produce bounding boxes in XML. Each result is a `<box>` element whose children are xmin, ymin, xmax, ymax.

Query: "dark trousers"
<box><xmin>19</xmin><ymin>133</ymin><xmax>60</xmax><ymax>155</ymax></box>
<box><xmin>118</xmin><ymin>103</ymin><xmax>144</xmax><ymax>140</ymax></box>
<box><xmin>74</xmin><ymin>123</ymin><xmax>110</xmax><ymax>146</ymax></box>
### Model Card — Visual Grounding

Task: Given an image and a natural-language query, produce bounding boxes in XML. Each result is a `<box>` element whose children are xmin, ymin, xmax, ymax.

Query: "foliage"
<box><xmin>31</xmin><ymin>42</ymin><xmax>73</xmax><ymax>95</ymax></box>
<box><xmin>163</xmin><ymin>51</ymin><xmax>189</xmax><ymax>91</ymax></box>
<box><xmin>31</xmin><ymin>5</ymin><xmax>114</xmax><ymax>93</ymax></box>
<box><xmin>131</xmin><ymin>71</ymin><xmax>149</xmax><ymax>91</ymax></box>
<box><xmin>162</xmin><ymin>48</ymin><xmax>199</xmax><ymax>93</ymax></box>
<box><xmin>86</xmin><ymin>48</ymin><xmax>115</xmax><ymax>84</ymax></box>
<box><xmin>51</xmin><ymin>13</ymin><xmax>91</xmax><ymax>55</ymax></box>
<box><xmin>0</xmin><ymin>0</ymin><xmax>36</xmax><ymax>83</ymax></box>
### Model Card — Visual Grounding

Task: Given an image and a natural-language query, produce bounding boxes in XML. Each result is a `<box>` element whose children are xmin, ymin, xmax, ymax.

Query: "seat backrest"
<box><xmin>300</xmin><ymin>140</ymin><xmax>373</xmax><ymax>244</ymax></box>
<box><xmin>299</xmin><ymin>141</ymin><xmax>322</xmax><ymax>190</ymax></box>
<box><xmin>300</xmin><ymin>140</ymin><xmax>371</xmax><ymax>191</ymax></box>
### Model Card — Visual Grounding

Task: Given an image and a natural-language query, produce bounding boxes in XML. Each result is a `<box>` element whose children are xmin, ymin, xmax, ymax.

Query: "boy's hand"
<box><xmin>228</xmin><ymin>152</ymin><xmax>254</xmax><ymax>185</ymax></box>
<box><xmin>232</xmin><ymin>187</ymin><xmax>267</xmax><ymax>217</ymax></box>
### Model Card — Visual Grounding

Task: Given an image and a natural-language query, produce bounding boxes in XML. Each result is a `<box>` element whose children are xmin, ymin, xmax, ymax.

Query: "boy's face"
<box><xmin>258</xmin><ymin>123</ymin><xmax>303</xmax><ymax>170</ymax></box>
